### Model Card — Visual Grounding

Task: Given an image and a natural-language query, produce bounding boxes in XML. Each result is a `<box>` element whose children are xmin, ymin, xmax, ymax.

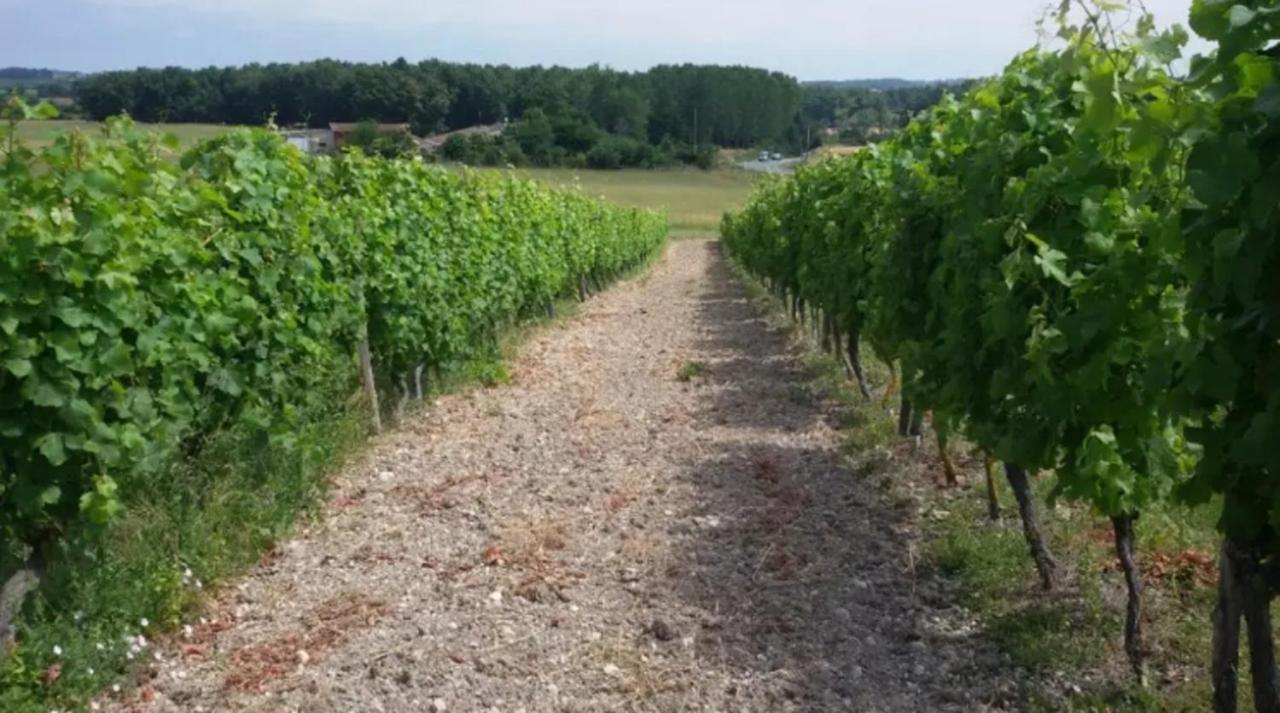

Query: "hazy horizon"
<box><xmin>5</xmin><ymin>0</ymin><xmax>1200</xmax><ymax>81</ymax></box>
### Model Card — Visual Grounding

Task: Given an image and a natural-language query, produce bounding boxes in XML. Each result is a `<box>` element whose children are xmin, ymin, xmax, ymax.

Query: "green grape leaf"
<box><xmin>35</xmin><ymin>432</ymin><xmax>68</xmax><ymax>466</ymax></box>
<box><xmin>3</xmin><ymin>358</ymin><xmax>32</xmax><ymax>378</ymax></box>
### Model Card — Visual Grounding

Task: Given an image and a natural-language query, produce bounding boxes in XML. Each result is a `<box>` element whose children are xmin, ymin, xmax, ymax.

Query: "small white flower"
<box><xmin>96</xmin><ymin>642</ymin><xmax>105</xmax><ymax>651</ymax></box>
<box><xmin>91</xmin><ymin>703</ymin><xmax>101</xmax><ymax>711</ymax></box>
<box><xmin>87</xmin><ymin>667</ymin><xmax>95</xmax><ymax>675</ymax></box>
<box><xmin>182</xmin><ymin>625</ymin><xmax>194</xmax><ymax>639</ymax></box>
<box><xmin>112</xmin><ymin>683</ymin><xmax>121</xmax><ymax>693</ymax></box>
<box><xmin>139</xmin><ymin>618</ymin><xmax>150</xmax><ymax>628</ymax></box>
<box><xmin>195</xmin><ymin>579</ymin><xmax>204</xmax><ymax>590</ymax></box>
<box><xmin>52</xmin><ymin>645</ymin><xmax>63</xmax><ymax>656</ymax></box>
<box><xmin>153</xmin><ymin>651</ymin><xmax>163</xmax><ymax>662</ymax></box>
<box><xmin>126</xmin><ymin>651</ymin><xmax>135</xmax><ymax>661</ymax></box>
<box><xmin>73</xmin><ymin>610</ymin><xmax>85</xmax><ymax>623</ymax></box>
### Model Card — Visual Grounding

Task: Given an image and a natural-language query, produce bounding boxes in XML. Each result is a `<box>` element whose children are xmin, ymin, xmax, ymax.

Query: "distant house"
<box><xmin>278</xmin><ymin>123</ymin><xmax>418</xmax><ymax>155</ymax></box>
<box><xmin>278</xmin><ymin>128</ymin><xmax>332</xmax><ymax>154</ymax></box>
<box><xmin>329</xmin><ymin>122</ymin><xmax>412</xmax><ymax>150</ymax></box>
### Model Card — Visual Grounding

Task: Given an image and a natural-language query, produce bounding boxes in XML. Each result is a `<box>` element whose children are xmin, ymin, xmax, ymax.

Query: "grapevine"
<box><xmin>0</xmin><ymin>110</ymin><xmax>665</xmax><ymax>640</ymax></box>
<box><xmin>721</xmin><ymin>1</ymin><xmax>1277</xmax><ymax>697</ymax></box>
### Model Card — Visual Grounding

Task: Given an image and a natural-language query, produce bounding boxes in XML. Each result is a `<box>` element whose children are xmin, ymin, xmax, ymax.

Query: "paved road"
<box><xmin>739</xmin><ymin>157</ymin><xmax>803</xmax><ymax>175</ymax></box>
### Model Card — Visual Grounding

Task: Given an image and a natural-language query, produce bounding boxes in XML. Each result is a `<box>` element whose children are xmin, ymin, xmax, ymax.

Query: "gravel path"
<box><xmin>110</xmin><ymin>239</ymin><xmax>1009</xmax><ymax>712</ymax></box>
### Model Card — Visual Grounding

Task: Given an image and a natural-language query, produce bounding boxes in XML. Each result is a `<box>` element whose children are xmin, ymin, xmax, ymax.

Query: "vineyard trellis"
<box><xmin>722</xmin><ymin>1</ymin><xmax>1278</xmax><ymax>708</ymax></box>
<box><xmin>0</xmin><ymin>104</ymin><xmax>665</xmax><ymax>645</ymax></box>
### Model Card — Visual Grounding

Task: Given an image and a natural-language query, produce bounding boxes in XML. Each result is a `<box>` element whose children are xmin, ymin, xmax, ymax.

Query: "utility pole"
<box><xmin>693</xmin><ymin>106</ymin><xmax>698</xmax><ymax>148</ymax></box>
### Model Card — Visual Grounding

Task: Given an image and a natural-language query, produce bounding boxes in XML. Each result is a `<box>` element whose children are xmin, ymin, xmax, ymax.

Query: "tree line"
<box><xmin>800</xmin><ymin>80</ymin><xmax>977</xmax><ymax>144</ymax></box>
<box><xmin>73</xmin><ymin>60</ymin><xmax>806</xmax><ymax>167</ymax></box>
<box><xmin>0</xmin><ymin>68</ymin><xmax>81</xmax><ymax>100</ymax></box>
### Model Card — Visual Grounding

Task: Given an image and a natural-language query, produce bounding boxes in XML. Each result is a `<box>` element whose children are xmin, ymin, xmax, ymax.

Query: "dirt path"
<box><xmin>113</xmin><ymin>239</ymin><xmax>1008</xmax><ymax>712</ymax></box>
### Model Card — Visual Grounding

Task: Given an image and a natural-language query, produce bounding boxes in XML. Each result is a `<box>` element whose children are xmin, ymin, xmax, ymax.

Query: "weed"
<box><xmin>0</xmin><ymin>401</ymin><xmax>365</xmax><ymax>712</ymax></box>
<box><xmin>675</xmin><ymin>360</ymin><xmax>708</xmax><ymax>382</ymax></box>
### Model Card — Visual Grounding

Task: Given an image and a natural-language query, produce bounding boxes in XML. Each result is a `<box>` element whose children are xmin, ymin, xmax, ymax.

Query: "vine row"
<box><xmin>721</xmin><ymin>2</ymin><xmax>1278</xmax><ymax>707</ymax></box>
<box><xmin>0</xmin><ymin>107</ymin><xmax>666</xmax><ymax>640</ymax></box>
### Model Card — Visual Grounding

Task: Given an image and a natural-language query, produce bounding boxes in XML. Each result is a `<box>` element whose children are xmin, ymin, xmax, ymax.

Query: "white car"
<box><xmin>758</xmin><ymin>151</ymin><xmax>771</xmax><ymax>162</ymax></box>
<box><xmin>770</xmin><ymin>152</ymin><xmax>783</xmax><ymax>161</ymax></box>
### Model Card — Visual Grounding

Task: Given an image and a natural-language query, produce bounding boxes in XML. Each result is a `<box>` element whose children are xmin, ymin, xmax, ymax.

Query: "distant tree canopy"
<box><xmin>0</xmin><ymin>67</ymin><xmax>74</xmax><ymax>81</ymax></box>
<box><xmin>70</xmin><ymin>59</ymin><xmax>962</xmax><ymax>168</ymax></box>
<box><xmin>798</xmin><ymin>81</ymin><xmax>978</xmax><ymax>145</ymax></box>
<box><xmin>74</xmin><ymin>60</ymin><xmax>805</xmax><ymax>146</ymax></box>
<box><xmin>0</xmin><ymin>67</ymin><xmax>81</xmax><ymax>100</ymax></box>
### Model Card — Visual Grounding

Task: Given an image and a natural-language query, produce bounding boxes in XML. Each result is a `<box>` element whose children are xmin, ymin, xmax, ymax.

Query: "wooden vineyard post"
<box><xmin>0</xmin><ymin>550</ymin><xmax>45</xmax><ymax>649</ymax></box>
<box><xmin>983</xmin><ymin>452</ymin><xmax>1001</xmax><ymax>521</ymax></box>
<box><xmin>358</xmin><ymin>334</ymin><xmax>381</xmax><ymax>435</ymax></box>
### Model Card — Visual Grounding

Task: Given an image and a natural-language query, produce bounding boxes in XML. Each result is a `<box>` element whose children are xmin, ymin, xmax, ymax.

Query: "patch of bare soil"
<box><xmin>104</xmin><ymin>240</ymin><xmax>1014</xmax><ymax>712</ymax></box>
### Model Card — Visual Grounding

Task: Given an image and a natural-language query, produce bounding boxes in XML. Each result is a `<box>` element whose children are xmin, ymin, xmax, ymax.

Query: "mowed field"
<box><xmin>519</xmin><ymin>167</ymin><xmax>759</xmax><ymax>235</ymax></box>
<box><xmin>12</xmin><ymin>119</ymin><xmax>233</xmax><ymax>149</ymax></box>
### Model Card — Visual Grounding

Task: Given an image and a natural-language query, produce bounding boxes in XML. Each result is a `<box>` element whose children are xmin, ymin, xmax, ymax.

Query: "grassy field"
<box><xmin>519</xmin><ymin>167</ymin><xmax>759</xmax><ymax>235</ymax></box>
<box><xmin>12</xmin><ymin>119</ymin><xmax>233</xmax><ymax>149</ymax></box>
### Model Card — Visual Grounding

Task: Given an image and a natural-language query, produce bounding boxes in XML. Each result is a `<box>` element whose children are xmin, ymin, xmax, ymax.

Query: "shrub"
<box><xmin>586</xmin><ymin>141</ymin><xmax>622</xmax><ymax>169</ymax></box>
<box><xmin>440</xmin><ymin>133</ymin><xmax>470</xmax><ymax>162</ymax></box>
<box><xmin>345</xmin><ymin>119</ymin><xmax>417</xmax><ymax>158</ymax></box>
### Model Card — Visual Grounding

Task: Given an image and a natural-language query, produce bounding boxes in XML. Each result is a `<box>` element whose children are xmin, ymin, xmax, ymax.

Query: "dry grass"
<box><xmin>584</xmin><ymin>631</ymin><xmax>695</xmax><ymax>702</ymax></box>
<box><xmin>492</xmin><ymin>517</ymin><xmax>569</xmax><ymax>569</ymax></box>
<box><xmin>489</xmin><ymin>516</ymin><xmax>578</xmax><ymax>604</ymax></box>
<box><xmin>806</xmin><ymin>144</ymin><xmax>865</xmax><ymax>162</ymax></box>
<box><xmin>223</xmin><ymin>592</ymin><xmax>387</xmax><ymax>693</ymax></box>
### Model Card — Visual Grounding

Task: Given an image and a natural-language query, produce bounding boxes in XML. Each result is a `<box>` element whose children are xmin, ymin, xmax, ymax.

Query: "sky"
<box><xmin>3</xmin><ymin>0</ymin><xmax>1202</xmax><ymax>81</ymax></box>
